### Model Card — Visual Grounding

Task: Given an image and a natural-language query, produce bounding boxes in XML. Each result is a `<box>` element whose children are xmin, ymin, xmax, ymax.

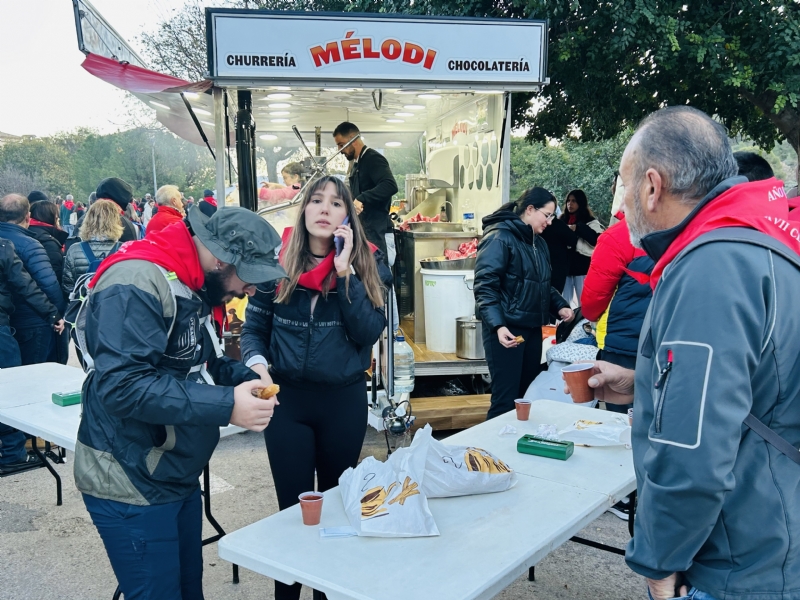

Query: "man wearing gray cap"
<box><xmin>73</xmin><ymin>206</ymin><xmax>286</xmax><ymax>600</ymax></box>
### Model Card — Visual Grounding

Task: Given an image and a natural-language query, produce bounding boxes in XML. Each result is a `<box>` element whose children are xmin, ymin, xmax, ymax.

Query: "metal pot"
<box><xmin>456</xmin><ymin>316</ymin><xmax>485</xmax><ymax>360</ymax></box>
<box><xmin>405</xmin><ymin>173</ymin><xmax>428</xmax><ymax>211</ymax></box>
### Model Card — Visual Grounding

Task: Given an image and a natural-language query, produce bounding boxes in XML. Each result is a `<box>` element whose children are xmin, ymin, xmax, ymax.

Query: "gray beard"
<box><xmin>627</xmin><ymin>189</ymin><xmax>657</xmax><ymax>249</ymax></box>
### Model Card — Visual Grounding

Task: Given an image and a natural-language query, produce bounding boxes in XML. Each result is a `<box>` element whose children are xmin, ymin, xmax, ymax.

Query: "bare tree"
<box><xmin>140</xmin><ymin>0</ymin><xmax>351</xmax><ymax>80</ymax></box>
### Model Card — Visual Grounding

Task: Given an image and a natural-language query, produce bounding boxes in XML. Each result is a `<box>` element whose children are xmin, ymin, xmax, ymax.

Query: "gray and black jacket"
<box><xmin>0</xmin><ymin>238</ymin><xmax>60</xmax><ymax>328</ymax></box>
<box><xmin>74</xmin><ymin>259</ymin><xmax>258</xmax><ymax>505</ymax></box>
<box><xmin>627</xmin><ymin>178</ymin><xmax>800</xmax><ymax>598</ymax></box>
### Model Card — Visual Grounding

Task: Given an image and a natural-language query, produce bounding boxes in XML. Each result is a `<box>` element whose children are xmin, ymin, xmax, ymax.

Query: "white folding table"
<box><xmin>218</xmin><ymin>400</ymin><xmax>636</xmax><ymax>600</ymax></box>
<box><xmin>0</xmin><ymin>363</ymin><xmax>247</xmax><ymax>593</ymax></box>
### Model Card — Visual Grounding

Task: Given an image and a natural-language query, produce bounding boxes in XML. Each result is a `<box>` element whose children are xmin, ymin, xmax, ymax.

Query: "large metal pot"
<box><xmin>456</xmin><ymin>316</ymin><xmax>485</xmax><ymax>360</ymax></box>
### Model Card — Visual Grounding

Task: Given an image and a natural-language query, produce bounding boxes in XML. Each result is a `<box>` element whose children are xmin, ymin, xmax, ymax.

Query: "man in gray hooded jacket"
<box><xmin>572</xmin><ymin>106</ymin><xmax>800</xmax><ymax>600</ymax></box>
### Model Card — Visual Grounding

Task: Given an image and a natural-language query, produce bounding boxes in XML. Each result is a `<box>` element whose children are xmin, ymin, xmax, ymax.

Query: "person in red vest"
<box><xmin>145</xmin><ymin>185</ymin><xmax>185</xmax><ymax>236</ymax></box>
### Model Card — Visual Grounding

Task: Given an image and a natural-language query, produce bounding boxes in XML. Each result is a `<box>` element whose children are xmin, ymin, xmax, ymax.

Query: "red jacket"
<box><xmin>581</xmin><ymin>217</ymin><xmax>648</xmax><ymax>321</ymax></box>
<box><xmin>145</xmin><ymin>205</ymin><xmax>183</xmax><ymax>236</ymax></box>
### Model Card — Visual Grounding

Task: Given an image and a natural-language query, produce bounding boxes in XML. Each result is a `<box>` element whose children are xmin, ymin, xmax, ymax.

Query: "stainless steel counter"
<box><xmin>394</xmin><ymin>228</ymin><xmax>481</xmax><ymax>344</ymax></box>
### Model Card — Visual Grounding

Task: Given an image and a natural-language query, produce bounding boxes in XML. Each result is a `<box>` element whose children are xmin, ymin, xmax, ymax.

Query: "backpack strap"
<box><xmin>682</xmin><ymin>228</ymin><xmax>800</xmax><ymax>464</ymax></box>
<box><xmin>80</xmin><ymin>242</ymin><xmax>97</xmax><ymax>264</ymax></box>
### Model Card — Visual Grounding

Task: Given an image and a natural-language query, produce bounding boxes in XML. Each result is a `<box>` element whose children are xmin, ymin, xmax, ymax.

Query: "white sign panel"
<box><xmin>207</xmin><ymin>11</ymin><xmax>547</xmax><ymax>87</ymax></box>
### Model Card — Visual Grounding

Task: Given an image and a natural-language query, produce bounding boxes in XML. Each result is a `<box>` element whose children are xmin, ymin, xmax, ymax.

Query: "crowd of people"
<box><xmin>1</xmin><ymin>106</ymin><xmax>799</xmax><ymax>600</ymax></box>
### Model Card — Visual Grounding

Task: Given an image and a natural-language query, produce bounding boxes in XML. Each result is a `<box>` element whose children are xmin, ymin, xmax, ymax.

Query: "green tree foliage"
<box><xmin>0</xmin><ymin>129</ymin><xmax>215</xmax><ymax>202</ymax></box>
<box><xmin>347</xmin><ymin>0</ymin><xmax>800</xmax><ymax>164</ymax></box>
<box><xmin>509</xmin><ymin>132</ymin><xmax>631</xmax><ymax>226</ymax></box>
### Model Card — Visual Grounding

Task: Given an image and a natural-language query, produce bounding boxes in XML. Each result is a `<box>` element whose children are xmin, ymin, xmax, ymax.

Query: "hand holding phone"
<box><xmin>335</xmin><ymin>215</ymin><xmax>350</xmax><ymax>256</ymax></box>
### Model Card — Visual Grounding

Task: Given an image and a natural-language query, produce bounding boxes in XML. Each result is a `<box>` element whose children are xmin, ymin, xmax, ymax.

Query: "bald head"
<box><xmin>0</xmin><ymin>194</ymin><xmax>30</xmax><ymax>225</ymax></box>
<box><xmin>626</xmin><ymin>106</ymin><xmax>738</xmax><ymax>205</ymax></box>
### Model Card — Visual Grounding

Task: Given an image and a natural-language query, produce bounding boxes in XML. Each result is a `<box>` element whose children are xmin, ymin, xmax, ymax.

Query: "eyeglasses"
<box><xmin>537</xmin><ymin>209</ymin><xmax>555</xmax><ymax>221</ymax></box>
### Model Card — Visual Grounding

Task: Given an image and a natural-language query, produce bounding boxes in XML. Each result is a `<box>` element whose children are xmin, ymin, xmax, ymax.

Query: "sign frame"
<box><xmin>205</xmin><ymin>9</ymin><xmax>548</xmax><ymax>91</ymax></box>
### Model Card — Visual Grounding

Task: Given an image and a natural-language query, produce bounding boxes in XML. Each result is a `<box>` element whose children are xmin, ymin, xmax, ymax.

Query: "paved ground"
<box><xmin>0</xmin><ymin>353</ymin><xmax>646</xmax><ymax>599</ymax></box>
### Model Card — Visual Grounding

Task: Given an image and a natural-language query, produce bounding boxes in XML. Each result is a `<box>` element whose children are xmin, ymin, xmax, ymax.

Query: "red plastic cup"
<box><xmin>298</xmin><ymin>492</ymin><xmax>324</xmax><ymax>526</ymax></box>
<box><xmin>515</xmin><ymin>400</ymin><xmax>532</xmax><ymax>421</ymax></box>
<box><xmin>562</xmin><ymin>363</ymin><xmax>595</xmax><ymax>403</ymax></box>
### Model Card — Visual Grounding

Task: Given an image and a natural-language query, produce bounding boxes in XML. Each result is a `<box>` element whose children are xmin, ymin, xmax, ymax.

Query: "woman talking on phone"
<box><xmin>474</xmin><ymin>187</ymin><xmax>574</xmax><ymax>420</ymax></box>
<box><xmin>240</xmin><ymin>175</ymin><xmax>391</xmax><ymax>600</ymax></box>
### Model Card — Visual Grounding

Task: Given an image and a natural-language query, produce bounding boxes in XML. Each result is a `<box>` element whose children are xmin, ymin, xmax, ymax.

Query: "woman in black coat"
<box><xmin>560</xmin><ymin>189</ymin><xmax>603</xmax><ymax>306</ymax></box>
<box><xmin>474</xmin><ymin>188</ymin><xmax>574</xmax><ymax>419</ymax></box>
<box><xmin>240</xmin><ymin>176</ymin><xmax>390</xmax><ymax>600</ymax></box>
<box><xmin>28</xmin><ymin>200</ymin><xmax>70</xmax><ymax>364</ymax></box>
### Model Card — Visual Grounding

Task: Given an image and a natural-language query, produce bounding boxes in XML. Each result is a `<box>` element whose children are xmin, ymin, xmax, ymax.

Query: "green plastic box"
<box><xmin>517</xmin><ymin>434</ymin><xmax>574</xmax><ymax>461</ymax></box>
<box><xmin>52</xmin><ymin>391</ymin><xmax>82</xmax><ymax>407</ymax></box>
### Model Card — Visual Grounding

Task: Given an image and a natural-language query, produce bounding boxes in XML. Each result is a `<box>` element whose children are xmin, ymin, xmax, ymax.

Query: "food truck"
<box><xmin>72</xmin><ymin>1</ymin><xmax>548</xmax><ymax>420</ymax></box>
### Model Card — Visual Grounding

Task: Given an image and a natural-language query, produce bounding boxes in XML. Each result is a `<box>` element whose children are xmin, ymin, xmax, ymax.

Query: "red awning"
<box><xmin>81</xmin><ymin>53</ymin><xmax>210</xmax><ymax>94</ymax></box>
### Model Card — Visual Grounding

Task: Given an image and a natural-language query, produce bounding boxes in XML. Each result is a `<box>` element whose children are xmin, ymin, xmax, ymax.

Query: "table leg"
<box><xmin>201</xmin><ymin>464</ymin><xmax>239</xmax><ymax>584</ymax></box>
<box><xmin>528</xmin><ymin>566</ymin><xmax>535</xmax><ymax>581</ymax></box>
<box><xmin>628</xmin><ymin>490</ymin><xmax>637</xmax><ymax>538</ymax></box>
<box><xmin>29</xmin><ymin>436</ymin><xmax>62</xmax><ymax>506</ymax></box>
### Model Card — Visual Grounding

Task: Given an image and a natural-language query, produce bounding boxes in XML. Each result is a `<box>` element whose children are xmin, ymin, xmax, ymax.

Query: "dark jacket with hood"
<box><xmin>241</xmin><ymin>253</ymin><xmax>392</xmax><ymax>388</ymax></box>
<box><xmin>0</xmin><ymin>238</ymin><xmax>60</xmax><ymax>328</ymax></box>
<box><xmin>0</xmin><ymin>221</ymin><xmax>66</xmax><ymax>329</ymax></box>
<box><xmin>28</xmin><ymin>223</ymin><xmax>65</xmax><ymax>288</ymax></box>
<box><xmin>627</xmin><ymin>177</ymin><xmax>800</xmax><ymax>599</ymax></box>
<box><xmin>474</xmin><ymin>210</ymin><xmax>569</xmax><ymax>332</ymax></box>
<box><xmin>74</xmin><ymin>258</ymin><xmax>259</xmax><ymax>506</ymax></box>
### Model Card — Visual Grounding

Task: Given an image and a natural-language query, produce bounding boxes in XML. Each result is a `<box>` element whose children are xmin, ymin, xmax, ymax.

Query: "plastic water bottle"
<box><xmin>462</xmin><ymin>198</ymin><xmax>476</xmax><ymax>232</ymax></box>
<box><xmin>393</xmin><ymin>334</ymin><xmax>415</xmax><ymax>394</ymax></box>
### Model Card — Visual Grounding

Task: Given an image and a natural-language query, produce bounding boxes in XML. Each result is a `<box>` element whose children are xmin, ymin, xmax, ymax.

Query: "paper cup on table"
<box><xmin>515</xmin><ymin>400</ymin><xmax>531</xmax><ymax>421</ymax></box>
<box><xmin>562</xmin><ymin>363</ymin><xmax>595</xmax><ymax>403</ymax></box>
<box><xmin>298</xmin><ymin>492</ymin><xmax>324</xmax><ymax>526</ymax></box>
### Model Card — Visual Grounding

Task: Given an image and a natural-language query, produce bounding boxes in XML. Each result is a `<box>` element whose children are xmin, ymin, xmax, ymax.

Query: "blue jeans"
<box><xmin>13</xmin><ymin>324</ymin><xmax>52</xmax><ymax>366</ymax></box>
<box><xmin>83</xmin><ymin>488</ymin><xmax>204</xmax><ymax>600</ymax></box>
<box><xmin>0</xmin><ymin>325</ymin><xmax>27</xmax><ymax>466</ymax></box>
<box><xmin>648</xmin><ymin>587</ymin><xmax>719</xmax><ymax>600</ymax></box>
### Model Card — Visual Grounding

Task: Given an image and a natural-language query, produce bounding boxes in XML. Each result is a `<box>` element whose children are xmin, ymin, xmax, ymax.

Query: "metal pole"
<box><xmin>501</xmin><ymin>93</ymin><xmax>512</xmax><ymax>206</ymax></box>
<box><xmin>151</xmin><ymin>137</ymin><xmax>157</xmax><ymax>197</ymax></box>
<box><xmin>213</xmin><ymin>87</ymin><xmax>226</xmax><ymax>207</ymax></box>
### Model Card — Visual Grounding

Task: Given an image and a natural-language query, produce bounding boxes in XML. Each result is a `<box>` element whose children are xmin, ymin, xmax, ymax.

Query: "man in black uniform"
<box><xmin>333</xmin><ymin>122</ymin><xmax>398</xmax><ymax>257</ymax></box>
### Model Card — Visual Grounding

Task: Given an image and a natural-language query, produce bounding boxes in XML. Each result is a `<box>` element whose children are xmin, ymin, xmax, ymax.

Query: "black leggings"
<box><xmin>264</xmin><ymin>376</ymin><xmax>368</xmax><ymax>600</ymax></box>
<box><xmin>483</xmin><ymin>326</ymin><xmax>543</xmax><ymax>420</ymax></box>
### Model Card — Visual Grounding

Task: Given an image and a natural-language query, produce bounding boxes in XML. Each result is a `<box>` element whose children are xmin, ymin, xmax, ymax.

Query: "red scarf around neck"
<box><xmin>650</xmin><ymin>178</ymin><xmax>799</xmax><ymax>290</ymax></box>
<box><xmin>29</xmin><ymin>218</ymin><xmax>54</xmax><ymax>229</ymax></box>
<box><xmin>89</xmin><ymin>221</ymin><xmax>205</xmax><ymax>290</ymax></box>
<box><xmin>203</xmin><ymin>196</ymin><xmax>217</xmax><ymax>207</ymax></box>
<box><xmin>278</xmin><ymin>227</ymin><xmax>378</xmax><ymax>292</ymax></box>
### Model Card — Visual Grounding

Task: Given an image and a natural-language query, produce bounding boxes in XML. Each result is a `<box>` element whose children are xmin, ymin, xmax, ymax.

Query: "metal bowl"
<box><xmin>408</xmin><ymin>222</ymin><xmax>464</xmax><ymax>233</ymax></box>
<box><xmin>419</xmin><ymin>256</ymin><xmax>476</xmax><ymax>270</ymax></box>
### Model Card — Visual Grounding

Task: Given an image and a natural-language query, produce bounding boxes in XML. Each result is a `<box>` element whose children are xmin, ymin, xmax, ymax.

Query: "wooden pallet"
<box><xmin>410</xmin><ymin>394</ymin><xmax>491</xmax><ymax>431</ymax></box>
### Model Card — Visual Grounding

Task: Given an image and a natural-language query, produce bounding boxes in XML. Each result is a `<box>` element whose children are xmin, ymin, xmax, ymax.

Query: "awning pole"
<box><xmin>213</xmin><ymin>87</ymin><xmax>226</xmax><ymax>207</ymax></box>
<box><xmin>500</xmin><ymin>92</ymin><xmax>512</xmax><ymax>205</ymax></box>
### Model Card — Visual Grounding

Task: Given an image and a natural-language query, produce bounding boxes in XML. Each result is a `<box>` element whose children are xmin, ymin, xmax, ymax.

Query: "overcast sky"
<box><xmin>0</xmin><ymin>0</ymin><xmax>196</xmax><ymax>137</ymax></box>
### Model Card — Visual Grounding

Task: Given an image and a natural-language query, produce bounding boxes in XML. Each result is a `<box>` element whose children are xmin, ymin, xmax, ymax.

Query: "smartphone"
<box><xmin>335</xmin><ymin>215</ymin><xmax>350</xmax><ymax>256</ymax></box>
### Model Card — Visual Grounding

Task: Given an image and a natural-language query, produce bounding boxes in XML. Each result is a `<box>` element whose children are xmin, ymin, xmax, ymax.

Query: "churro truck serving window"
<box><xmin>73</xmin><ymin>1</ymin><xmax>548</xmax><ymax>427</ymax></box>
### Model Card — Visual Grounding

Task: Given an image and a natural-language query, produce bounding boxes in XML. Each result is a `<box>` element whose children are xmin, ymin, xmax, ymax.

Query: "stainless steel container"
<box><xmin>456</xmin><ymin>316</ymin><xmax>485</xmax><ymax>360</ymax></box>
<box><xmin>419</xmin><ymin>256</ymin><xmax>477</xmax><ymax>271</ymax></box>
<box><xmin>405</xmin><ymin>173</ymin><xmax>428</xmax><ymax>211</ymax></box>
<box><xmin>408</xmin><ymin>222</ymin><xmax>464</xmax><ymax>233</ymax></box>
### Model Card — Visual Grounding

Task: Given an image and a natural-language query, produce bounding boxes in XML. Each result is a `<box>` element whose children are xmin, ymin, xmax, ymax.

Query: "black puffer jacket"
<box><xmin>241</xmin><ymin>253</ymin><xmax>391</xmax><ymax>388</ymax></box>
<box><xmin>0</xmin><ymin>238</ymin><xmax>60</xmax><ymax>328</ymax></box>
<box><xmin>0</xmin><ymin>221</ymin><xmax>65</xmax><ymax>329</ymax></box>
<box><xmin>28</xmin><ymin>224</ymin><xmax>65</xmax><ymax>288</ymax></box>
<box><xmin>62</xmin><ymin>239</ymin><xmax>120</xmax><ymax>297</ymax></box>
<box><xmin>474</xmin><ymin>210</ymin><xmax>569</xmax><ymax>331</ymax></box>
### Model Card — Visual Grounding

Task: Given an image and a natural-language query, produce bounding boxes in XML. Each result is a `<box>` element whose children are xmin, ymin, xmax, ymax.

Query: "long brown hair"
<box><xmin>275</xmin><ymin>176</ymin><xmax>384</xmax><ymax>307</ymax></box>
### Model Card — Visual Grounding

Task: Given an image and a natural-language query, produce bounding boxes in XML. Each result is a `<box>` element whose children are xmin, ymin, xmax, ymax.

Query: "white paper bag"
<box><xmin>339</xmin><ymin>453</ymin><xmax>439</xmax><ymax>538</ymax></box>
<box><xmin>411</xmin><ymin>425</ymin><xmax>518</xmax><ymax>498</ymax></box>
<box><xmin>558</xmin><ymin>415</ymin><xmax>631</xmax><ymax>446</ymax></box>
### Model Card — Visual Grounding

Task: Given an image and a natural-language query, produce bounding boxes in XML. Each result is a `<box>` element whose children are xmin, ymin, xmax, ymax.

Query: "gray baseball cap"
<box><xmin>188</xmin><ymin>206</ymin><xmax>286</xmax><ymax>284</ymax></box>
